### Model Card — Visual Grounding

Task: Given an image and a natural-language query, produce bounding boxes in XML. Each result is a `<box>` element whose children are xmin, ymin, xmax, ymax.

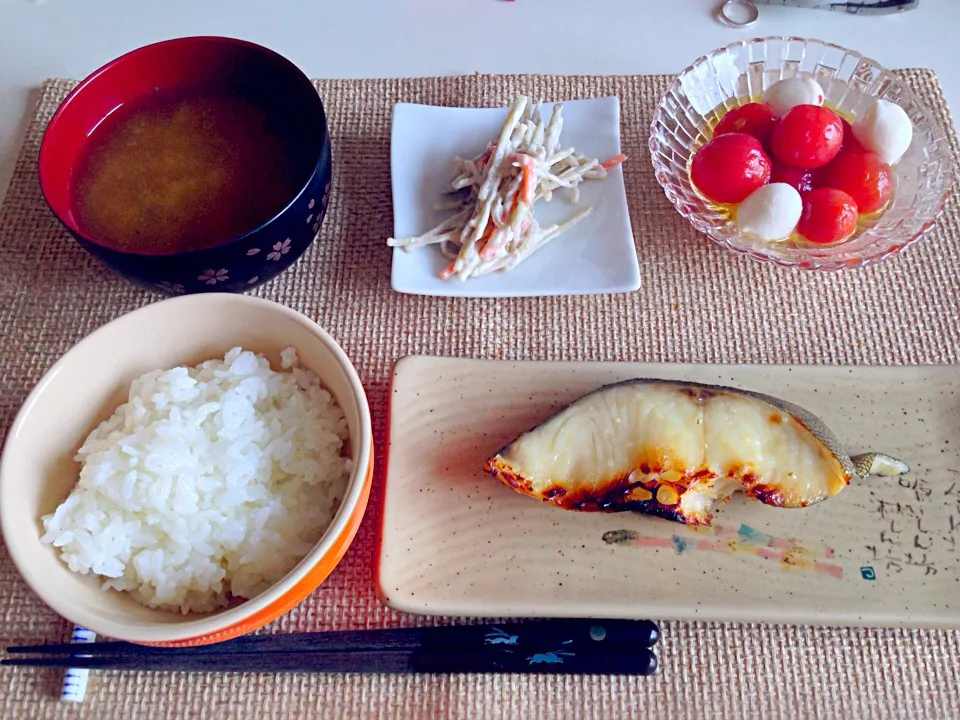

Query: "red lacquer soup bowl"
<box><xmin>39</xmin><ymin>36</ymin><xmax>332</xmax><ymax>295</ymax></box>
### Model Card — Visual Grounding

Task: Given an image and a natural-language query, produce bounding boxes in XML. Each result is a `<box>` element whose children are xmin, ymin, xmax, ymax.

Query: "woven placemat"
<box><xmin>1</xmin><ymin>72</ymin><xmax>959</xmax><ymax>719</ymax></box>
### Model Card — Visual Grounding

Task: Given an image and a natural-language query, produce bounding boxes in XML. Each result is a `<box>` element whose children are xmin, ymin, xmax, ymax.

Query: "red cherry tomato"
<box><xmin>769</xmin><ymin>105</ymin><xmax>844</xmax><ymax>169</ymax></box>
<box><xmin>839</xmin><ymin>117</ymin><xmax>867</xmax><ymax>155</ymax></box>
<box><xmin>690</xmin><ymin>133</ymin><xmax>772</xmax><ymax>204</ymax></box>
<box><xmin>714</xmin><ymin>102</ymin><xmax>777</xmax><ymax>145</ymax></box>
<box><xmin>818</xmin><ymin>151</ymin><xmax>893</xmax><ymax>214</ymax></box>
<box><xmin>770</xmin><ymin>160</ymin><xmax>814</xmax><ymax>194</ymax></box>
<box><xmin>797</xmin><ymin>188</ymin><xmax>859</xmax><ymax>244</ymax></box>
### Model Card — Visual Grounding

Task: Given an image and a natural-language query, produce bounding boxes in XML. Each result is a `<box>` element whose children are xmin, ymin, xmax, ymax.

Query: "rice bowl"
<box><xmin>0</xmin><ymin>294</ymin><xmax>373</xmax><ymax>646</ymax></box>
<box><xmin>41</xmin><ymin>347</ymin><xmax>351</xmax><ymax>615</ymax></box>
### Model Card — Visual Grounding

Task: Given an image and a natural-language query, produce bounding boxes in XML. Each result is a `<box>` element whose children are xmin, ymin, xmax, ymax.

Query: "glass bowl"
<box><xmin>649</xmin><ymin>37</ymin><xmax>953</xmax><ymax>270</ymax></box>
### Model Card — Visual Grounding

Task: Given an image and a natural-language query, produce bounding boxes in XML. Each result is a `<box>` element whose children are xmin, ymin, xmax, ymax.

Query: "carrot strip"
<box><xmin>600</xmin><ymin>153</ymin><xmax>627</xmax><ymax>169</ymax></box>
<box><xmin>478</xmin><ymin>221</ymin><xmax>503</xmax><ymax>259</ymax></box>
<box><xmin>519</xmin><ymin>156</ymin><xmax>536</xmax><ymax>205</ymax></box>
<box><xmin>476</xmin><ymin>223</ymin><xmax>495</xmax><ymax>253</ymax></box>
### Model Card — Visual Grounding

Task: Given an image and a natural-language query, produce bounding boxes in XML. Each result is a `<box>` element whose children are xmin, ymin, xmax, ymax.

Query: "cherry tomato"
<box><xmin>770</xmin><ymin>160</ymin><xmax>814</xmax><ymax>194</ymax></box>
<box><xmin>817</xmin><ymin>151</ymin><xmax>893</xmax><ymax>214</ymax></box>
<box><xmin>839</xmin><ymin>117</ymin><xmax>867</xmax><ymax>155</ymax></box>
<box><xmin>690</xmin><ymin>133</ymin><xmax>772</xmax><ymax>204</ymax></box>
<box><xmin>797</xmin><ymin>188</ymin><xmax>859</xmax><ymax>244</ymax></box>
<box><xmin>714</xmin><ymin>103</ymin><xmax>777</xmax><ymax>145</ymax></box>
<box><xmin>769</xmin><ymin>105</ymin><xmax>844</xmax><ymax>169</ymax></box>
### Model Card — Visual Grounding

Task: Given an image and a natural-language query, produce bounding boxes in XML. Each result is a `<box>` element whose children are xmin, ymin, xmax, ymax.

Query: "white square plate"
<box><xmin>389</xmin><ymin>97</ymin><xmax>640</xmax><ymax>298</ymax></box>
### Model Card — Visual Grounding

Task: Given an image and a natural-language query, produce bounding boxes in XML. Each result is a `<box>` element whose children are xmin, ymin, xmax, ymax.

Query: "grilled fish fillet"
<box><xmin>483</xmin><ymin>379</ymin><xmax>908</xmax><ymax>525</ymax></box>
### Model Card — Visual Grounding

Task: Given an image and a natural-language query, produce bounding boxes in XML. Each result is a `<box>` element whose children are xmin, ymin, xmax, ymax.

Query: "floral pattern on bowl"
<box><xmin>139</xmin><ymin>143</ymin><xmax>332</xmax><ymax>296</ymax></box>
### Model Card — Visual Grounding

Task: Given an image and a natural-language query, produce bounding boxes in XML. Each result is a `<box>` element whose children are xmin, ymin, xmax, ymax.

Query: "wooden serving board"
<box><xmin>377</xmin><ymin>357</ymin><xmax>960</xmax><ymax>628</ymax></box>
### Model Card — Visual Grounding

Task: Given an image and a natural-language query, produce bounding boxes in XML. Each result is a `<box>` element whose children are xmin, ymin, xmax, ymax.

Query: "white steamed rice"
<box><xmin>40</xmin><ymin>346</ymin><xmax>351</xmax><ymax>615</ymax></box>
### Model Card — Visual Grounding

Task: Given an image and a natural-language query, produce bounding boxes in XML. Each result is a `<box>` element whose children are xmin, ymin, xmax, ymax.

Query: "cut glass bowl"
<box><xmin>649</xmin><ymin>37</ymin><xmax>953</xmax><ymax>269</ymax></box>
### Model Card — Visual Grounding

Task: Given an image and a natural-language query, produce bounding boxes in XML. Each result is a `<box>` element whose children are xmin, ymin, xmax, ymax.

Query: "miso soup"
<box><xmin>71</xmin><ymin>86</ymin><xmax>310</xmax><ymax>255</ymax></box>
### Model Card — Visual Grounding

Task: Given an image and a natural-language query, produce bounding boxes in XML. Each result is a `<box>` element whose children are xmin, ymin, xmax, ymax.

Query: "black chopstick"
<box><xmin>7</xmin><ymin>619</ymin><xmax>659</xmax><ymax>656</ymax></box>
<box><xmin>2</xmin><ymin>646</ymin><xmax>657</xmax><ymax>675</ymax></box>
<box><xmin>3</xmin><ymin>619</ymin><xmax>660</xmax><ymax>676</ymax></box>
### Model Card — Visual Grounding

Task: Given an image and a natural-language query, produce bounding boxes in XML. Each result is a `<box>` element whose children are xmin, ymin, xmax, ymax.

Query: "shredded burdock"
<box><xmin>387</xmin><ymin>94</ymin><xmax>626</xmax><ymax>281</ymax></box>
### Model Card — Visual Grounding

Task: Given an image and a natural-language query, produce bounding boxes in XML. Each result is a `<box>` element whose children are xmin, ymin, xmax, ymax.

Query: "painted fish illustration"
<box><xmin>483</xmin><ymin>379</ymin><xmax>909</xmax><ymax>526</ymax></box>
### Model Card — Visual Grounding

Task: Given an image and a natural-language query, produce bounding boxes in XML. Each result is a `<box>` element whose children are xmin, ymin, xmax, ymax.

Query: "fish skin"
<box><xmin>711</xmin><ymin>383</ymin><xmax>857</xmax><ymax>481</ymax></box>
<box><xmin>483</xmin><ymin>378</ymin><xmax>907</xmax><ymax>526</ymax></box>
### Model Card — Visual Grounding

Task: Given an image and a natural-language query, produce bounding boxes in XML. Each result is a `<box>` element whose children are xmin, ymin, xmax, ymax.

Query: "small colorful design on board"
<box><xmin>861</xmin><ymin>566</ymin><xmax>877</xmax><ymax>580</ymax></box>
<box><xmin>671</xmin><ymin>535</ymin><xmax>691</xmax><ymax>554</ymax></box>
<box><xmin>603</xmin><ymin>523</ymin><xmax>843</xmax><ymax>578</ymax></box>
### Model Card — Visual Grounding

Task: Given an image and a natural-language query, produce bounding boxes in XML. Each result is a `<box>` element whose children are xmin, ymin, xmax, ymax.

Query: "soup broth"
<box><xmin>72</xmin><ymin>86</ymin><xmax>309</xmax><ymax>255</ymax></box>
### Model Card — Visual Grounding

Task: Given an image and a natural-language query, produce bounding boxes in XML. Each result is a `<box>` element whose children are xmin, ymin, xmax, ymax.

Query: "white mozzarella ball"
<box><xmin>735</xmin><ymin>183</ymin><xmax>803</xmax><ymax>242</ymax></box>
<box><xmin>761</xmin><ymin>77</ymin><xmax>825</xmax><ymax>117</ymax></box>
<box><xmin>852</xmin><ymin>98</ymin><xmax>913</xmax><ymax>165</ymax></box>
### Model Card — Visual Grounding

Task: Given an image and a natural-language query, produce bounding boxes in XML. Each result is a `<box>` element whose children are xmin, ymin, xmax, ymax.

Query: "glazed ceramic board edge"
<box><xmin>377</xmin><ymin>356</ymin><xmax>960</xmax><ymax>628</ymax></box>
